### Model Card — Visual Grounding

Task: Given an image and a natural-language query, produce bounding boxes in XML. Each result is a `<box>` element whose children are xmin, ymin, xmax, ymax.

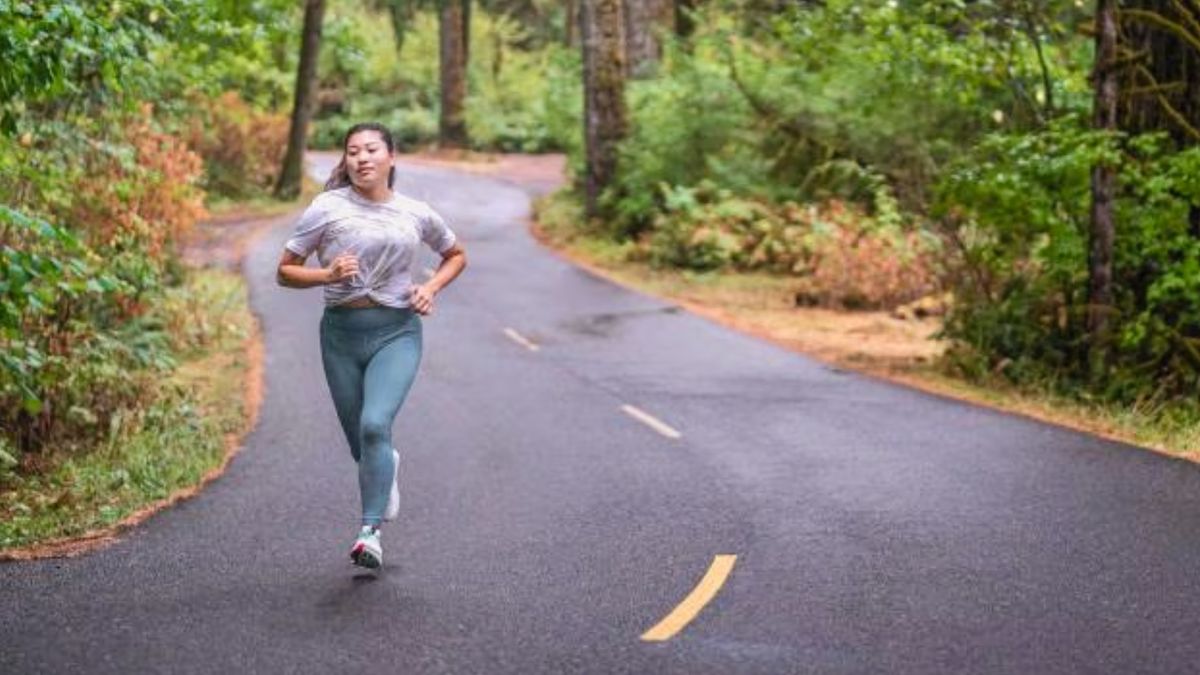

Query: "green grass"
<box><xmin>0</xmin><ymin>269</ymin><xmax>256</xmax><ymax>551</ymax></box>
<box><xmin>204</xmin><ymin>178</ymin><xmax>319</xmax><ymax>221</ymax></box>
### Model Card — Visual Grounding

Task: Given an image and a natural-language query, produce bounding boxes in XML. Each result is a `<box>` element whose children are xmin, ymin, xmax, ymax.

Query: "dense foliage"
<box><xmin>6</xmin><ymin>0</ymin><xmax>1200</xmax><ymax>474</ymax></box>
<box><xmin>310</xmin><ymin>5</ymin><xmax>579</xmax><ymax>153</ymax></box>
<box><xmin>564</xmin><ymin>0</ymin><xmax>1198</xmax><ymax>411</ymax></box>
<box><xmin>0</xmin><ymin>0</ymin><xmax>299</xmax><ymax>471</ymax></box>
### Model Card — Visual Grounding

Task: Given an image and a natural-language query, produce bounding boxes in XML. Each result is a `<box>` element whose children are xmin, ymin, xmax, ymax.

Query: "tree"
<box><xmin>1118</xmin><ymin>0</ymin><xmax>1200</xmax><ymax>236</ymax></box>
<box><xmin>276</xmin><ymin>0</ymin><xmax>327</xmax><ymax>199</ymax></box>
<box><xmin>566</xmin><ymin>0</ymin><xmax>580</xmax><ymax>47</ymax></box>
<box><xmin>581</xmin><ymin>0</ymin><xmax>627</xmax><ymax>217</ymax></box>
<box><xmin>439</xmin><ymin>0</ymin><xmax>470</xmax><ymax>148</ymax></box>
<box><xmin>375</xmin><ymin>0</ymin><xmax>420</xmax><ymax>52</ymax></box>
<box><xmin>675</xmin><ymin>0</ymin><xmax>697</xmax><ymax>39</ymax></box>
<box><xmin>624</xmin><ymin>0</ymin><xmax>674</xmax><ymax>77</ymax></box>
<box><xmin>1089</xmin><ymin>0</ymin><xmax>1118</xmax><ymax>378</ymax></box>
<box><xmin>1119</xmin><ymin>0</ymin><xmax>1200</xmax><ymax>144</ymax></box>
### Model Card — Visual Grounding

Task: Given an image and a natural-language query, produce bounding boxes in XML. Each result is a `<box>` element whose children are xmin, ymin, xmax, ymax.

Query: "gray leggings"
<box><xmin>319</xmin><ymin>306</ymin><xmax>423</xmax><ymax>526</ymax></box>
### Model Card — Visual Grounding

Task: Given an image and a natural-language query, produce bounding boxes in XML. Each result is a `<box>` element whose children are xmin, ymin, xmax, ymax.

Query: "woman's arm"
<box><xmin>276</xmin><ymin>249</ymin><xmax>359</xmax><ymax>288</ymax></box>
<box><xmin>409</xmin><ymin>243</ymin><xmax>467</xmax><ymax>315</ymax></box>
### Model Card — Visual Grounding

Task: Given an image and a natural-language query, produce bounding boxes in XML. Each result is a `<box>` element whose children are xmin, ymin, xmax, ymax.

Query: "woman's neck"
<box><xmin>351</xmin><ymin>182</ymin><xmax>392</xmax><ymax>203</ymax></box>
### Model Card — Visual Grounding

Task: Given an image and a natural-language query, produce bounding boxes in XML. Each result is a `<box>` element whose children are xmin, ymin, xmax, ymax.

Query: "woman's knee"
<box><xmin>359</xmin><ymin>418</ymin><xmax>391</xmax><ymax>448</ymax></box>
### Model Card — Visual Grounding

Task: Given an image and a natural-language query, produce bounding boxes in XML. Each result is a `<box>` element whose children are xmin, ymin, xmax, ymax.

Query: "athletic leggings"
<box><xmin>319</xmin><ymin>306</ymin><xmax>423</xmax><ymax>527</ymax></box>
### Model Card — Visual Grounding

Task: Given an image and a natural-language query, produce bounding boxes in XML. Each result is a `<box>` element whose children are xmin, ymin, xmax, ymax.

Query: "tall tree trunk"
<box><xmin>1118</xmin><ymin>0</ymin><xmax>1200</xmax><ymax>237</ymax></box>
<box><xmin>581</xmin><ymin>0</ymin><xmax>627</xmax><ymax>217</ymax></box>
<box><xmin>463</xmin><ymin>0</ymin><xmax>471</xmax><ymax>66</ymax></box>
<box><xmin>565</xmin><ymin>0</ymin><xmax>580</xmax><ymax>48</ymax></box>
<box><xmin>439</xmin><ymin>0</ymin><xmax>469</xmax><ymax>149</ymax></box>
<box><xmin>1089</xmin><ymin>0</ymin><xmax>1119</xmax><ymax>378</ymax></box>
<box><xmin>624</xmin><ymin>0</ymin><xmax>674</xmax><ymax>77</ymax></box>
<box><xmin>1118</xmin><ymin>0</ymin><xmax>1200</xmax><ymax>145</ymax></box>
<box><xmin>384</xmin><ymin>0</ymin><xmax>415</xmax><ymax>52</ymax></box>
<box><xmin>676</xmin><ymin>0</ymin><xmax>697</xmax><ymax>39</ymax></box>
<box><xmin>275</xmin><ymin>0</ymin><xmax>326</xmax><ymax>199</ymax></box>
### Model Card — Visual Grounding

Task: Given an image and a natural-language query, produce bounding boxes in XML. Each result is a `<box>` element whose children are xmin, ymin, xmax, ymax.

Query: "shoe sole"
<box><xmin>350</xmin><ymin>542</ymin><xmax>382</xmax><ymax>569</ymax></box>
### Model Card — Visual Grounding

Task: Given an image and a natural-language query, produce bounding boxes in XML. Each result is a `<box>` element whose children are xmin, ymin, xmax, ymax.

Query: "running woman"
<box><xmin>276</xmin><ymin>122</ymin><xmax>467</xmax><ymax>569</ymax></box>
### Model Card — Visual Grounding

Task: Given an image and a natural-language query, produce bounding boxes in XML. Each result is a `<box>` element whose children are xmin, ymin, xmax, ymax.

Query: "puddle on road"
<box><xmin>560</xmin><ymin>306</ymin><xmax>682</xmax><ymax>338</ymax></box>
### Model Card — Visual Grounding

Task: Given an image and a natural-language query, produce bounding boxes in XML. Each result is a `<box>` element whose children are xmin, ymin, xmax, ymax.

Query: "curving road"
<box><xmin>4</xmin><ymin>157</ymin><xmax>1200</xmax><ymax>674</ymax></box>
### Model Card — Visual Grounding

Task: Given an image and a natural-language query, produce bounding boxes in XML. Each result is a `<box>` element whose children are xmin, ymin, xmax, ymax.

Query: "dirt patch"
<box><xmin>179</xmin><ymin>210</ymin><xmax>295</xmax><ymax>271</ymax></box>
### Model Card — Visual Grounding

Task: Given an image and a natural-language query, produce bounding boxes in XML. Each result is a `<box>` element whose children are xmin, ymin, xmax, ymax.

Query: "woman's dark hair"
<box><xmin>324</xmin><ymin>122</ymin><xmax>396</xmax><ymax>191</ymax></box>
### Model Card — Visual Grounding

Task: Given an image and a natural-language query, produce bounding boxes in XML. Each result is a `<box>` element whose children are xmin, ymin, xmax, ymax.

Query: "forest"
<box><xmin>3</xmin><ymin>1</ymin><xmax>1200</xmax><ymax>545</ymax></box>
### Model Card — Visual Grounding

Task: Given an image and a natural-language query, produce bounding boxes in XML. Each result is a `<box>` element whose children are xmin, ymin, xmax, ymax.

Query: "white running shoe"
<box><xmin>350</xmin><ymin>526</ymin><xmax>383</xmax><ymax>569</ymax></box>
<box><xmin>384</xmin><ymin>448</ymin><xmax>400</xmax><ymax>522</ymax></box>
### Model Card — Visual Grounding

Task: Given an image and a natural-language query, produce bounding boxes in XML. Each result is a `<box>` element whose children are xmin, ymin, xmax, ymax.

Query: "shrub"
<box><xmin>0</xmin><ymin>206</ymin><xmax>165</xmax><ymax>457</ymax></box>
<box><xmin>183</xmin><ymin>92</ymin><xmax>290</xmax><ymax>200</ymax></box>
<box><xmin>646</xmin><ymin>182</ymin><xmax>940</xmax><ymax>308</ymax></box>
<box><xmin>0</xmin><ymin>106</ymin><xmax>207</xmax><ymax>460</ymax></box>
<box><xmin>935</xmin><ymin>118</ymin><xmax>1200</xmax><ymax>402</ymax></box>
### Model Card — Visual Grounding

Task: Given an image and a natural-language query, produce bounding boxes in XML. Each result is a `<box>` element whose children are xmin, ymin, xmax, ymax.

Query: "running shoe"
<box><xmin>350</xmin><ymin>526</ymin><xmax>383</xmax><ymax>569</ymax></box>
<box><xmin>384</xmin><ymin>447</ymin><xmax>400</xmax><ymax>522</ymax></box>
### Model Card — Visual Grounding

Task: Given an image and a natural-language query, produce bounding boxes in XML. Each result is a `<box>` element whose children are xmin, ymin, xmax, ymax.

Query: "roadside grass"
<box><xmin>534</xmin><ymin>190</ymin><xmax>1200</xmax><ymax>462</ymax></box>
<box><xmin>0</xmin><ymin>269</ymin><xmax>257</xmax><ymax>553</ymax></box>
<box><xmin>204</xmin><ymin>176</ymin><xmax>320</xmax><ymax>222</ymax></box>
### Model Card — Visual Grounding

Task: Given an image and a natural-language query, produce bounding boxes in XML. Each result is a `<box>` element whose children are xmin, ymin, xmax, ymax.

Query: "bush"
<box><xmin>645</xmin><ymin>182</ymin><xmax>940</xmax><ymax>308</ymax></box>
<box><xmin>183</xmin><ymin>92</ymin><xmax>290</xmax><ymax>200</ymax></box>
<box><xmin>0</xmin><ymin>207</ymin><xmax>166</xmax><ymax>458</ymax></box>
<box><xmin>935</xmin><ymin>118</ymin><xmax>1200</xmax><ymax>402</ymax></box>
<box><xmin>0</xmin><ymin>106</ymin><xmax>207</xmax><ymax>460</ymax></box>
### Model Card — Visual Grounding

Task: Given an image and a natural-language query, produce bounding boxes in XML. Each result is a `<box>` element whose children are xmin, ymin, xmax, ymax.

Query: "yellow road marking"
<box><xmin>503</xmin><ymin>327</ymin><xmax>540</xmax><ymax>352</ymax></box>
<box><xmin>641</xmin><ymin>554</ymin><xmax>737</xmax><ymax>642</ymax></box>
<box><xmin>621</xmin><ymin>404</ymin><xmax>682</xmax><ymax>439</ymax></box>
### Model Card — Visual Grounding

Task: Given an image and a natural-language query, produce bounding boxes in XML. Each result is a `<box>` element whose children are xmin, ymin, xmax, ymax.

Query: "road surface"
<box><xmin>4</xmin><ymin>157</ymin><xmax>1200</xmax><ymax>674</ymax></box>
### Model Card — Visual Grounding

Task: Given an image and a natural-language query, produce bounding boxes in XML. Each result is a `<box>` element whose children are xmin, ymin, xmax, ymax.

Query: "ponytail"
<box><xmin>324</xmin><ymin>159</ymin><xmax>350</xmax><ymax>191</ymax></box>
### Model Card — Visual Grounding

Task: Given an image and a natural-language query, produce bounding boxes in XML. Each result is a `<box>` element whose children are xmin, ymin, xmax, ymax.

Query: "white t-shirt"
<box><xmin>285</xmin><ymin>187</ymin><xmax>458</xmax><ymax>308</ymax></box>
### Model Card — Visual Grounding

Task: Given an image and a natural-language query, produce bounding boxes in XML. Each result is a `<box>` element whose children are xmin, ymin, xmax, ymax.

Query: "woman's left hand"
<box><xmin>410</xmin><ymin>284</ymin><xmax>435</xmax><ymax>315</ymax></box>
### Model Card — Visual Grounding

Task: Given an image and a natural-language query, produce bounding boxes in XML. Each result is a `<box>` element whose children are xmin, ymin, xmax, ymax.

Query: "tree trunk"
<box><xmin>384</xmin><ymin>0</ymin><xmax>415</xmax><ymax>52</ymax></box>
<box><xmin>275</xmin><ymin>0</ymin><xmax>326</xmax><ymax>200</ymax></box>
<box><xmin>565</xmin><ymin>0</ymin><xmax>580</xmax><ymax>48</ymax></box>
<box><xmin>439</xmin><ymin>0</ymin><xmax>469</xmax><ymax>149</ymax></box>
<box><xmin>676</xmin><ymin>0</ymin><xmax>697</xmax><ymax>39</ymax></box>
<box><xmin>624</xmin><ymin>0</ymin><xmax>674</xmax><ymax>77</ymax></box>
<box><xmin>1117</xmin><ymin>0</ymin><xmax>1200</xmax><ymax>238</ymax></box>
<box><xmin>1118</xmin><ymin>0</ymin><xmax>1200</xmax><ymax>145</ymax></box>
<box><xmin>581</xmin><ymin>0</ymin><xmax>627</xmax><ymax>217</ymax></box>
<box><xmin>1089</xmin><ymin>0</ymin><xmax>1119</xmax><ymax>378</ymax></box>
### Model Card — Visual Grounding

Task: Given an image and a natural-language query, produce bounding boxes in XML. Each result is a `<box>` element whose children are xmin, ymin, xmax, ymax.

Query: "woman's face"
<box><xmin>344</xmin><ymin>130</ymin><xmax>394</xmax><ymax>191</ymax></box>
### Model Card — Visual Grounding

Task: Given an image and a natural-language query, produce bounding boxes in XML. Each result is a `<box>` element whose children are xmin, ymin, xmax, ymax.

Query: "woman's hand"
<box><xmin>325</xmin><ymin>253</ymin><xmax>360</xmax><ymax>284</ymax></box>
<box><xmin>410</xmin><ymin>284</ymin><xmax>435</xmax><ymax>315</ymax></box>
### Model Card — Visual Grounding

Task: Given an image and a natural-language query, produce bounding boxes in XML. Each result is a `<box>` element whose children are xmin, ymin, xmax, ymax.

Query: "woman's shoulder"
<box><xmin>389</xmin><ymin>192</ymin><xmax>434</xmax><ymax>214</ymax></box>
<box><xmin>310</xmin><ymin>186</ymin><xmax>354</xmax><ymax>209</ymax></box>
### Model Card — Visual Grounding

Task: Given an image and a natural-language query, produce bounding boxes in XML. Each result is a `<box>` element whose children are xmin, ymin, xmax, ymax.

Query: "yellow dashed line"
<box><xmin>641</xmin><ymin>554</ymin><xmax>737</xmax><ymax>642</ymax></box>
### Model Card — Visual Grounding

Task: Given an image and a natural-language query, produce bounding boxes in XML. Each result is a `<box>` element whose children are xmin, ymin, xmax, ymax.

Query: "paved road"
<box><xmin>5</xmin><ymin>158</ymin><xmax>1200</xmax><ymax>674</ymax></box>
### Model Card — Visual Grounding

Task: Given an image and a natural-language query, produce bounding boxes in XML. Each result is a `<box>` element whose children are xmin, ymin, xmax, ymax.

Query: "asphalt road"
<box><xmin>5</xmin><ymin>158</ymin><xmax>1200</xmax><ymax>674</ymax></box>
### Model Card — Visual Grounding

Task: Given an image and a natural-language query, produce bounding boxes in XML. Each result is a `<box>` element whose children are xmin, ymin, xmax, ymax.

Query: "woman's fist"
<box><xmin>325</xmin><ymin>253</ymin><xmax>360</xmax><ymax>284</ymax></box>
<box><xmin>410</xmin><ymin>284</ymin><xmax>435</xmax><ymax>315</ymax></box>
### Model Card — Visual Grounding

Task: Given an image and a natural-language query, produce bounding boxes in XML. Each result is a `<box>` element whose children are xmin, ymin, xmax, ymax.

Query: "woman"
<box><xmin>276</xmin><ymin>122</ymin><xmax>467</xmax><ymax>569</ymax></box>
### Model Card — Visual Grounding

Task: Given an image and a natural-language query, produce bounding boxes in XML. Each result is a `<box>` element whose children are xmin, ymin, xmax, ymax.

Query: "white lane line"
<box><xmin>503</xmin><ymin>327</ymin><xmax>541</xmax><ymax>352</ymax></box>
<box><xmin>621</xmin><ymin>404</ymin><xmax>682</xmax><ymax>439</ymax></box>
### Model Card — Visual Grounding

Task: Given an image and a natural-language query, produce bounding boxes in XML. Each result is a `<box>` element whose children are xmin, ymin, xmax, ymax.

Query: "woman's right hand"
<box><xmin>325</xmin><ymin>252</ymin><xmax>360</xmax><ymax>284</ymax></box>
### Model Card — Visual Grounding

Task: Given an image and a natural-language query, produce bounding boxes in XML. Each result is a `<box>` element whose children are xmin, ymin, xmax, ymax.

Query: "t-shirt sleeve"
<box><xmin>284</xmin><ymin>198</ymin><xmax>330</xmax><ymax>258</ymax></box>
<box><xmin>420</xmin><ymin>205</ymin><xmax>458</xmax><ymax>254</ymax></box>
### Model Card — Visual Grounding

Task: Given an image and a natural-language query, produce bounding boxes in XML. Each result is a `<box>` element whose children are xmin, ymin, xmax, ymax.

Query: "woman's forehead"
<box><xmin>346</xmin><ymin>131</ymin><xmax>386</xmax><ymax>148</ymax></box>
